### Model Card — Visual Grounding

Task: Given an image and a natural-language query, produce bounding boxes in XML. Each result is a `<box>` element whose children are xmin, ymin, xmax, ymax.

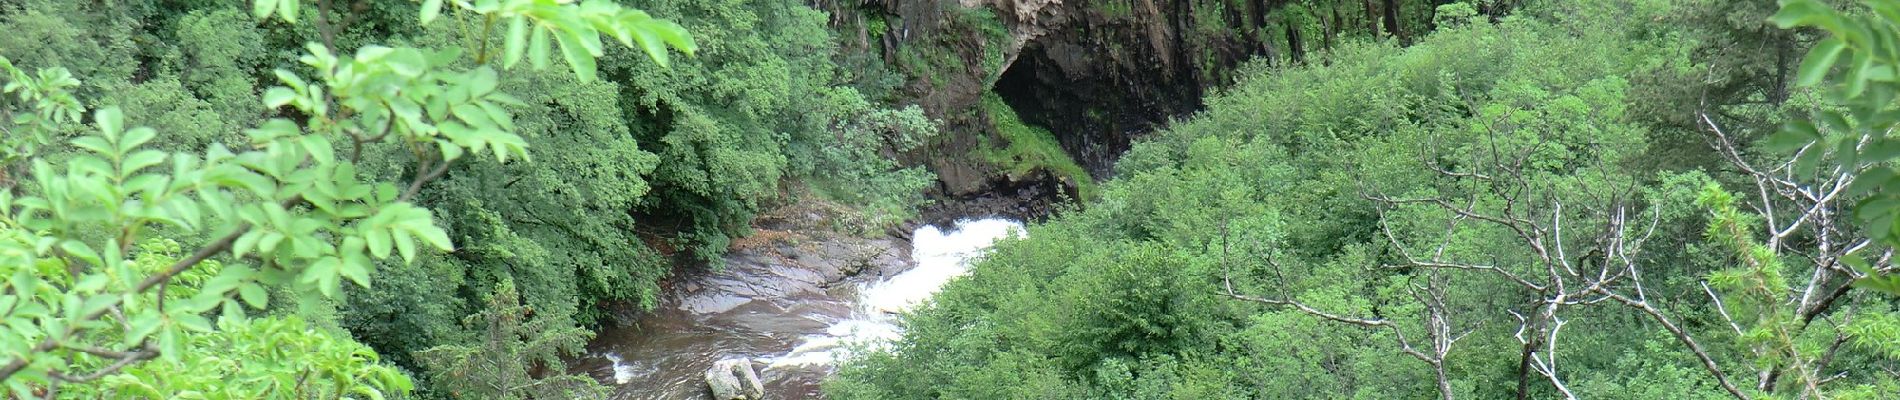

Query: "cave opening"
<box><xmin>987</xmin><ymin>34</ymin><xmax>1219</xmax><ymax>181</ymax></box>
<box><xmin>989</xmin><ymin>43</ymin><xmax>1131</xmax><ymax>179</ymax></box>
<box><xmin>991</xmin><ymin>47</ymin><xmax>1049</xmax><ymax>130</ymax></box>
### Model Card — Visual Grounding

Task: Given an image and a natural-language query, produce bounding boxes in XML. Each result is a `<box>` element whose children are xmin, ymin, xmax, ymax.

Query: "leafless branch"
<box><xmin>1597</xmin><ymin>289</ymin><xmax>1748</xmax><ymax>399</ymax></box>
<box><xmin>1702</xmin><ymin>281</ymin><xmax>1746</xmax><ymax>336</ymax></box>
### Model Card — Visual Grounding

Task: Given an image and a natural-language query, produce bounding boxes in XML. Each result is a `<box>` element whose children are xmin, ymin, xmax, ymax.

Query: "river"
<box><xmin>574</xmin><ymin>218</ymin><xmax>1025</xmax><ymax>399</ymax></box>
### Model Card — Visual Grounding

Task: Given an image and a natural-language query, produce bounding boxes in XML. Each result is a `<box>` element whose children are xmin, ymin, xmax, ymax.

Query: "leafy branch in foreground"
<box><xmin>0</xmin><ymin>0</ymin><xmax>693</xmax><ymax>397</ymax></box>
<box><xmin>1769</xmin><ymin>0</ymin><xmax>1900</xmax><ymax>293</ymax></box>
<box><xmin>255</xmin><ymin>0</ymin><xmax>697</xmax><ymax>81</ymax></box>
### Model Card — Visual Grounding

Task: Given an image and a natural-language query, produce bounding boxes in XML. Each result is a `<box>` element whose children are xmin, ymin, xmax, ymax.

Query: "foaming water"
<box><xmin>576</xmin><ymin>218</ymin><xmax>1022</xmax><ymax>399</ymax></box>
<box><xmin>770</xmin><ymin>219</ymin><xmax>1024</xmax><ymax>368</ymax></box>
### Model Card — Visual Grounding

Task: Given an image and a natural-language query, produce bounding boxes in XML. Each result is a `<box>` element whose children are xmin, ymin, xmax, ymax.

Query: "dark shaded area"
<box><xmin>913</xmin><ymin>169</ymin><xmax>1073</xmax><ymax>229</ymax></box>
<box><xmin>992</xmin><ymin>43</ymin><xmax>1164</xmax><ymax>178</ymax></box>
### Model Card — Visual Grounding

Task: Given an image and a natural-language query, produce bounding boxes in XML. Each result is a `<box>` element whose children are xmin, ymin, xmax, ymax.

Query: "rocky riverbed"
<box><xmin>572</xmin><ymin>212</ymin><xmax>1022</xmax><ymax>399</ymax></box>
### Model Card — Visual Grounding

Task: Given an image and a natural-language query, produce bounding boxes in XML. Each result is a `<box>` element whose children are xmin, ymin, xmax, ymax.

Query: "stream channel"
<box><xmin>572</xmin><ymin>218</ymin><xmax>1024</xmax><ymax>399</ymax></box>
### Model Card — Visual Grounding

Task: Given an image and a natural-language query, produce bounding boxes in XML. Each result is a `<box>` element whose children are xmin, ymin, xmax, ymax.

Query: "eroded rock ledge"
<box><xmin>817</xmin><ymin>0</ymin><xmax>1282</xmax><ymax>197</ymax></box>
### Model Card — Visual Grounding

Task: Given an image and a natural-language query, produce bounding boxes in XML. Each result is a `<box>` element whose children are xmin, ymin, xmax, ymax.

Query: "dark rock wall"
<box><xmin>989</xmin><ymin>0</ymin><xmax>1276</xmax><ymax>177</ymax></box>
<box><xmin>814</xmin><ymin>0</ymin><xmax>1438</xmax><ymax>196</ymax></box>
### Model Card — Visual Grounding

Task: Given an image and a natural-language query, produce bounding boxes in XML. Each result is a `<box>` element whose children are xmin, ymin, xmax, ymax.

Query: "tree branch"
<box><xmin>1597</xmin><ymin>289</ymin><xmax>1748</xmax><ymax>400</ymax></box>
<box><xmin>0</xmin><ymin>194</ymin><xmax>300</xmax><ymax>382</ymax></box>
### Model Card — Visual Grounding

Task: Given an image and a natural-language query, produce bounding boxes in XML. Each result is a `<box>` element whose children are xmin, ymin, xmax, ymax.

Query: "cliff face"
<box><xmin>985</xmin><ymin>0</ymin><xmax>1279</xmax><ymax>176</ymax></box>
<box><xmin>817</xmin><ymin>0</ymin><xmax>1429</xmax><ymax>198</ymax></box>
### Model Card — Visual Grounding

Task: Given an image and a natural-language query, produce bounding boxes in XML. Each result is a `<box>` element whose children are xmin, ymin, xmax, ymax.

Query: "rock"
<box><xmin>705</xmin><ymin>358</ymin><xmax>765</xmax><ymax>400</ymax></box>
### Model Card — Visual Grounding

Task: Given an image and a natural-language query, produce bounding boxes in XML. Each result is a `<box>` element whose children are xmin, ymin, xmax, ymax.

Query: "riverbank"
<box><xmin>573</xmin><ymin>205</ymin><xmax>912</xmax><ymax>398</ymax></box>
<box><xmin>573</xmin><ymin>203</ymin><xmax>1025</xmax><ymax>399</ymax></box>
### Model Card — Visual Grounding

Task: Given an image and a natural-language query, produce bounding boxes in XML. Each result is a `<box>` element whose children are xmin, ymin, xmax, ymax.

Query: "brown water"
<box><xmin>571</xmin><ymin>219</ymin><xmax>1023</xmax><ymax>399</ymax></box>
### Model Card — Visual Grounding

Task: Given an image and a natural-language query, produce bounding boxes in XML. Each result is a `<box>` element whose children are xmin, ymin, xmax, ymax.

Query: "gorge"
<box><xmin>10</xmin><ymin>1</ymin><xmax>1879</xmax><ymax>399</ymax></box>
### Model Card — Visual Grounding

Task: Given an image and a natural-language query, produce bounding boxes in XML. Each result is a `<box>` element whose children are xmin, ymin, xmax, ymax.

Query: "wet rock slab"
<box><xmin>574</xmin><ymin>228</ymin><xmax>911</xmax><ymax>400</ymax></box>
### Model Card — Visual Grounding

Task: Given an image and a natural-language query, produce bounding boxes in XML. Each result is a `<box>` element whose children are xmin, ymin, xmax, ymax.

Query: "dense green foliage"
<box><xmin>979</xmin><ymin>92</ymin><xmax>1096</xmax><ymax>200</ymax></box>
<box><xmin>831</xmin><ymin>1</ymin><xmax>1900</xmax><ymax>399</ymax></box>
<box><xmin>0</xmin><ymin>0</ymin><xmax>933</xmax><ymax>398</ymax></box>
<box><xmin>12</xmin><ymin>0</ymin><xmax>1900</xmax><ymax>398</ymax></box>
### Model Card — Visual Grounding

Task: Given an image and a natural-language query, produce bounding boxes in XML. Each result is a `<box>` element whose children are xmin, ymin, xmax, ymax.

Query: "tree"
<box><xmin>0</xmin><ymin>0</ymin><xmax>692</xmax><ymax>397</ymax></box>
<box><xmin>415</xmin><ymin>280</ymin><xmax>604</xmax><ymax>400</ymax></box>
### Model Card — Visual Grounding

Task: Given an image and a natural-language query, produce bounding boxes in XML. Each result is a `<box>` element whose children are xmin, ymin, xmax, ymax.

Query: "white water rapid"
<box><xmin>766</xmin><ymin>218</ymin><xmax>1024</xmax><ymax>368</ymax></box>
<box><xmin>581</xmin><ymin>218</ymin><xmax>1024</xmax><ymax>399</ymax></box>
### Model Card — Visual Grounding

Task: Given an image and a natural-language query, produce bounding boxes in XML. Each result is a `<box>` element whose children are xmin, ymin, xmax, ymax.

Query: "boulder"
<box><xmin>705</xmin><ymin>358</ymin><xmax>765</xmax><ymax>399</ymax></box>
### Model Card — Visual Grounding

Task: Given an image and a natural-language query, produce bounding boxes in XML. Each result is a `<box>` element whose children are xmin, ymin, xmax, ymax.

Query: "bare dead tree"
<box><xmin>1219</xmin><ymin>234</ymin><xmax>1472</xmax><ymax>400</ymax></box>
<box><xmin>1696</xmin><ymin>110</ymin><xmax>1895</xmax><ymax>397</ymax></box>
<box><xmin>1219</xmin><ymin>92</ymin><xmax>1894</xmax><ymax>400</ymax></box>
<box><xmin>1225</xmin><ymin>111</ymin><xmax>1743</xmax><ymax>399</ymax></box>
<box><xmin>1210</xmin><ymin>206</ymin><xmax>1475</xmax><ymax>400</ymax></box>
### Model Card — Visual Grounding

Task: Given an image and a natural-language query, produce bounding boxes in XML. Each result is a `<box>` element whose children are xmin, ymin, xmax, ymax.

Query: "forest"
<box><xmin>3</xmin><ymin>0</ymin><xmax>1900</xmax><ymax>399</ymax></box>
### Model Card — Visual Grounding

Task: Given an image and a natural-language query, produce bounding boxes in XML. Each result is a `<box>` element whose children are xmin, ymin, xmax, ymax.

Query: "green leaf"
<box><xmin>175</xmin><ymin>313</ymin><xmax>213</xmax><ymax>332</ymax></box>
<box><xmin>59</xmin><ymin>240</ymin><xmax>101</xmax><ymax>267</ymax></box>
<box><xmin>279</xmin><ymin>0</ymin><xmax>299</xmax><ymax>23</ymax></box>
<box><xmin>1846</xmin><ymin>51</ymin><xmax>1875</xmax><ymax>99</ymax></box>
<box><xmin>1867</xmin><ymin>137</ymin><xmax>1900</xmax><ymax>163</ymax></box>
<box><xmin>95</xmin><ymin>107</ymin><xmax>124</xmax><ymax>136</ymax></box>
<box><xmin>389</xmin><ymin>98</ymin><xmax>424</xmax><ymax>127</ymax></box>
<box><xmin>123</xmin><ymin>150</ymin><xmax>167</xmax><ymax>175</ymax></box>
<box><xmin>1799</xmin><ymin>38</ymin><xmax>1847</xmax><ymax>87</ymax></box>
<box><xmin>1850</xmin><ymin>166</ymin><xmax>1895</xmax><ymax>198</ymax></box>
<box><xmin>71</xmin><ymin>136</ymin><xmax>112</xmax><ymax>157</ymax></box>
<box><xmin>477</xmin><ymin>101</ymin><xmax>514</xmax><ymax>131</ymax></box>
<box><xmin>630</xmin><ymin>24</ymin><xmax>670</xmax><ymax>68</ymax></box>
<box><xmin>252</xmin><ymin>0</ymin><xmax>278</xmax><ymax>21</ymax></box>
<box><xmin>504</xmin><ymin>17</ymin><xmax>529</xmax><ymax>68</ymax></box>
<box><xmin>221</xmin><ymin>298</ymin><xmax>245</xmax><ymax>322</ymax></box>
<box><xmin>653</xmin><ymin>21</ymin><xmax>697</xmax><ymax>57</ymax></box>
<box><xmin>365</xmin><ymin>224</ymin><xmax>392</xmax><ymax>259</ymax></box>
<box><xmin>386</xmin><ymin>49</ymin><xmax>430</xmax><ymax>78</ymax></box>
<box><xmin>1823</xmin><ymin>110</ymin><xmax>1854</xmax><ymax>133</ymax></box>
<box><xmin>238</xmin><ymin>283</ymin><xmax>268</xmax><ymax>309</ymax></box>
<box><xmin>1796</xmin><ymin>143</ymin><xmax>1828</xmax><ymax>175</ymax></box>
<box><xmin>339</xmin><ymin>256</ymin><xmax>371</xmax><ymax>288</ymax></box>
<box><xmin>233</xmin><ymin>231</ymin><xmax>262</xmax><ymax>258</ymax></box>
<box><xmin>416</xmin><ymin>225</ymin><xmax>453</xmax><ymax>251</ymax></box>
<box><xmin>394</xmin><ymin>229</ymin><xmax>417</xmax><ymax>264</ymax></box>
<box><xmin>1836</xmin><ymin>134</ymin><xmax>1861</xmax><ymax>167</ymax></box>
<box><xmin>121</xmin><ymin>126</ymin><xmax>157</xmax><ymax>150</ymax></box>
<box><xmin>1764</xmin><ymin>130</ymin><xmax>1817</xmax><ymax>153</ymax></box>
<box><xmin>437</xmin><ymin>139</ymin><xmax>465</xmax><ymax>162</ymax></box>
<box><xmin>201</xmin><ymin>267</ymin><xmax>248</xmax><ymax>296</ymax></box>
<box><xmin>470</xmin><ymin>67</ymin><xmax>499</xmax><ymax>96</ymax></box>
<box><xmin>421</xmin><ymin>0</ymin><xmax>443</xmax><ymax>24</ymax></box>
<box><xmin>301</xmin><ymin>135</ymin><xmax>336</xmax><ymax>165</ymax></box>
<box><xmin>264</xmin><ymin>87</ymin><xmax>297</xmax><ymax>109</ymax></box>
<box><xmin>79</xmin><ymin>294</ymin><xmax>114</xmax><ymax>318</ymax></box>
<box><xmin>1784</xmin><ymin>119</ymin><xmax>1822</xmax><ymax>141</ymax></box>
<box><xmin>259</xmin><ymin>232</ymin><xmax>286</xmax><ymax>255</ymax></box>
<box><xmin>453</xmin><ymin>103</ymin><xmax>492</xmax><ymax>128</ymax></box>
<box><xmin>557</xmin><ymin>31</ymin><xmax>599</xmax><ymax>81</ymax></box>
<box><xmin>1770</xmin><ymin>0</ymin><xmax>1836</xmax><ymax>29</ymax></box>
<box><xmin>73</xmin><ymin>274</ymin><xmax>107</xmax><ymax>293</ymax></box>
<box><xmin>471</xmin><ymin>0</ymin><xmax>500</xmax><ymax>13</ymax></box>
<box><xmin>529</xmin><ymin>27</ymin><xmax>552</xmax><ymax>70</ymax></box>
<box><xmin>127</xmin><ymin>313</ymin><xmax>161</xmax><ymax>346</ymax></box>
<box><xmin>273</xmin><ymin>69</ymin><xmax>308</xmax><ymax>91</ymax></box>
<box><xmin>488</xmin><ymin>131</ymin><xmax>528</xmax><ymax>163</ymax></box>
<box><xmin>375</xmin><ymin>183</ymin><xmax>398</xmax><ymax>202</ymax></box>
<box><xmin>302</xmin><ymin>257</ymin><xmax>343</xmax><ymax>298</ymax></box>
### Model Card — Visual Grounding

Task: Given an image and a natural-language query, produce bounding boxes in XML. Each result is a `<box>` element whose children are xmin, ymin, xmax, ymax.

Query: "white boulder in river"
<box><xmin>705</xmin><ymin>358</ymin><xmax>766</xmax><ymax>399</ymax></box>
